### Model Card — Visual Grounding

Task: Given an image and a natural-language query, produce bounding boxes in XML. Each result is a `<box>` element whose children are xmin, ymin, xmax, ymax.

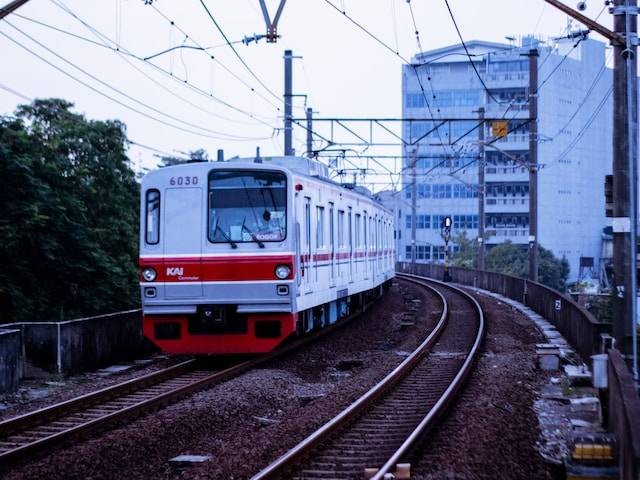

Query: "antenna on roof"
<box><xmin>254</xmin><ymin>146</ymin><xmax>262</xmax><ymax>163</ymax></box>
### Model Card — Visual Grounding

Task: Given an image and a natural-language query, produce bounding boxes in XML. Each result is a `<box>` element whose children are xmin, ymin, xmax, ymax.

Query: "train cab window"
<box><xmin>145</xmin><ymin>189</ymin><xmax>160</xmax><ymax>245</ymax></box>
<box><xmin>208</xmin><ymin>170</ymin><xmax>287</xmax><ymax>244</ymax></box>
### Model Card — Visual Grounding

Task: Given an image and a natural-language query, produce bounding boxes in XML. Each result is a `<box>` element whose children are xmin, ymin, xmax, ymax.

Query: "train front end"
<box><xmin>139</xmin><ymin>162</ymin><xmax>297</xmax><ymax>355</ymax></box>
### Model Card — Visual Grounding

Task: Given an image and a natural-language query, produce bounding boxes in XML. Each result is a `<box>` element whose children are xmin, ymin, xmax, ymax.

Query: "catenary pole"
<box><xmin>477</xmin><ymin>107</ymin><xmax>486</xmax><ymax>270</ymax></box>
<box><xmin>543</xmin><ymin>0</ymin><xmax>637</xmax><ymax>375</ymax></box>
<box><xmin>612</xmin><ymin>0</ymin><xmax>638</xmax><ymax>380</ymax></box>
<box><xmin>528</xmin><ymin>49</ymin><xmax>539</xmax><ymax>282</ymax></box>
<box><xmin>306</xmin><ymin>107</ymin><xmax>313</xmax><ymax>158</ymax></box>
<box><xmin>411</xmin><ymin>147</ymin><xmax>417</xmax><ymax>271</ymax></box>
<box><xmin>284</xmin><ymin>49</ymin><xmax>293</xmax><ymax>156</ymax></box>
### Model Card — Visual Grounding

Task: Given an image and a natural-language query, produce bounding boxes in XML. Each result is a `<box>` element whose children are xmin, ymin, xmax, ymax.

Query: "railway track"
<box><xmin>251</xmin><ymin>273</ymin><xmax>485</xmax><ymax>480</ymax></box>
<box><xmin>0</xmin><ymin>297</ymin><xmax>381</xmax><ymax>468</ymax></box>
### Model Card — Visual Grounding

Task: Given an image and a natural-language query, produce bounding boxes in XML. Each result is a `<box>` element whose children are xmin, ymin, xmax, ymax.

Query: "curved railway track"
<box><xmin>0</xmin><ymin>297</ymin><xmax>383</xmax><ymax>468</ymax></box>
<box><xmin>251</xmin><ymin>273</ymin><xmax>485</xmax><ymax>480</ymax></box>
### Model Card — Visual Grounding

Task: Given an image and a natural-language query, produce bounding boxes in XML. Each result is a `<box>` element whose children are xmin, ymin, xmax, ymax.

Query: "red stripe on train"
<box><xmin>139</xmin><ymin>255</ymin><xmax>294</xmax><ymax>282</ymax></box>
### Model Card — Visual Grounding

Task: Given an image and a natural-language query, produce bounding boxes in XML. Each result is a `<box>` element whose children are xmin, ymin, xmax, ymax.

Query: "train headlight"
<box><xmin>142</xmin><ymin>267</ymin><xmax>157</xmax><ymax>282</ymax></box>
<box><xmin>275</xmin><ymin>264</ymin><xmax>291</xmax><ymax>279</ymax></box>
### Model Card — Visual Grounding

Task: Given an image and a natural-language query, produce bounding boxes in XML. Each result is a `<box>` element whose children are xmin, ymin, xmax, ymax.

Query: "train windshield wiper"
<box><xmin>241</xmin><ymin>220</ymin><xmax>265</xmax><ymax>248</ymax></box>
<box><xmin>215</xmin><ymin>223</ymin><xmax>237</xmax><ymax>249</ymax></box>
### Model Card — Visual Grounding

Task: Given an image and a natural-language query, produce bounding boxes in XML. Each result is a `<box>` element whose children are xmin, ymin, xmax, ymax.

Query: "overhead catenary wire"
<box><xmin>0</xmin><ymin>29</ymin><xmax>275</xmax><ymax>142</ymax></box>
<box><xmin>547</xmin><ymin>85</ymin><xmax>613</xmax><ymax>169</ymax></box>
<box><xmin>48</xmin><ymin>0</ymin><xmax>279</xmax><ymax>127</ymax></box>
<box><xmin>0</xmin><ymin>81</ymin><xmax>30</xmax><ymax>101</ymax></box>
<box><xmin>2</xmin><ymin>19</ymin><xmax>271</xmax><ymax>141</ymax></box>
<box><xmin>148</xmin><ymin>2</ymin><xmax>282</xmax><ymax>112</ymax></box>
<box><xmin>547</xmin><ymin>52</ymin><xmax>611</xmax><ymax>140</ymax></box>
<box><xmin>0</xmin><ymin>78</ymin><xmax>188</xmax><ymax>162</ymax></box>
<box><xmin>442</xmin><ymin>0</ymin><xmax>500</xmax><ymax>105</ymax></box>
<box><xmin>197</xmin><ymin>0</ymin><xmax>282</xmax><ymax>103</ymax></box>
<box><xmin>12</xmin><ymin>13</ymin><xmax>264</xmax><ymax>128</ymax></box>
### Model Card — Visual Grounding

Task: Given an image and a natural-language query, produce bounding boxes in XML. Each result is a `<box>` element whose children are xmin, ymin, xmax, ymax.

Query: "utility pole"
<box><xmin>528</xmin><ymin>48</ymin><xmax>539</xmax><ymax>283</ymax></box>
<box><xmin>612</xmin><ymin>0</ymin><xmax>638</xmax><ymax>379</ymax></box>
<box><xmin>306</xmin><ymin>107</ymin><xmax>313</xmax><ymax>158</ymax></box>
<box><xmin>477</xmin><ymin>107</ymin><xmax>486</xmax><ymax>270</ymax></box>
<box><xmin>542</xmin><ymin>0</ymin><xmax>637</xmax><ymax>378</ymax></box>
<box><xmin>411</xmin><ymin>148</ymin><xmax>417</xmax><ymax>270</ymax></box>
<box><xmin>0</xmin><ymin>0</ymin><xmax>30</xmax><ymax>19</ymax></box>
<box><xmin>284</xmin><ymin>49</ymin><xmax>294</xmax><ymax>156</ymax></box>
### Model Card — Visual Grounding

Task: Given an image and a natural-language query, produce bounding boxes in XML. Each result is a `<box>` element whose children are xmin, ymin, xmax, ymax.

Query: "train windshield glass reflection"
<box><xmin>208</xmin><ymin>170</ymin><xmax>287</xmax><ymax>243</ymax></box>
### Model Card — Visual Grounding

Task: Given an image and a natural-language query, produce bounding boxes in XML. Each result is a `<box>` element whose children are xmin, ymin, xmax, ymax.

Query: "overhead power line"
<box><xmin>322</xmin><ymin>0</ymin><xmax>411</xmax><ymax>63</ymax></box>
<box><xmin>48</xmin><ymin>0</ymin><xmax>279</xmax><ymax>127</ymax></box>
<box><xmin>0</xmin><ymin>29</ymin><xmax>274</xmax><ymax>142</ymax></box>
<box><xmin>442</xmin><ymin>0</ymin><xmax>500</xmax><ymax>104</ymax></box>
<box><xmin>148</xmin><ymin>2</ymin><xmax>282</xmax><ymax>113</ymax></box>
<box><xmin>198</xmin><ymin>0</ymin><xmax>281</xmax><ymax>103</ymax></box>
<box><xmin>0</xmin><ymin>81</ymin><xmax>30</xmax><ymax>101</ymax></box>
<box><xmin>2</xmin><ymin>20</ymin><xmax>269</xmax><ymax>141</ymax></box>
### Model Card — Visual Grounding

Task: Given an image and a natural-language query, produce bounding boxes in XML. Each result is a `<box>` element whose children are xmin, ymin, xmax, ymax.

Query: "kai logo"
<box><xmin>166</xmin><ymin>267</ymin><xmax>184</xmax><ymax>276</ymax></box>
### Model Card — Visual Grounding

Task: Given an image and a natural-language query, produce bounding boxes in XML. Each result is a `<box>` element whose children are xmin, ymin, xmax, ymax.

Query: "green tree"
<box><xmin>485</xmin><ymin>241</ymin><xmax>570</xmax><ymax>291</ymax></box>
<box><xmin>451</xmin><ymin>231</ymin><xmax>477</xmax><ymax>268</ymax></box>
<box><xmin>0</xmin><ymin>99</ymin><xmax>139</xmax><ymax>322</ymax></box>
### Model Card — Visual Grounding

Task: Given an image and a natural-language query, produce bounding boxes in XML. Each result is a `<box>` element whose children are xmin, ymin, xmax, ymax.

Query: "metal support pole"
<box><xmin>612</xmin><ymin>0</ymin><xmax>639</xmax><ymax>380</ymax></box>
<box><xmin>411</xmin><ymin>148</ymin><xmax>417</xmax><ymax>269</ymax></box>
<box><xmin>477</xmin><ymin>107</ymin><xmax>486</xmax><ymax>270</ymax></box>
<box><xmin>528</xmin><ymin>49</ymin><xmax>539</xmax><ymax>282</ymax></box>
<box><xmin>625</xmin><ymin>0</ymin><xmax>639</xmax><ymax>385</ymax></box>
<box><xmin>284</xmin><ymin>49</ymin><xmax>293</xmax><ymax>156</ymax></box>
<box><xmin>306</xmin><ymin>107</ymin><xmax>313</xmax><ymax>158</ymax></box>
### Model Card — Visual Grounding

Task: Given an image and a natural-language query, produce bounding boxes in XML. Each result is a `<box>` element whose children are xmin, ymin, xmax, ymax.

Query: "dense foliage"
<box><xmin>0</xmin><ymin>99</ymin><xmax>139</xmax><ymax>322</ymax></box>
<box><xmin>451</xmin><ymin>235</ymin><xmax>570</xmax><ymax>291</ymax></box>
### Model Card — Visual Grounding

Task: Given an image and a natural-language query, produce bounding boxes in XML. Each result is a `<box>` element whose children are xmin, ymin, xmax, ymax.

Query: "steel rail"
<box><xmin>251</xmin><ymin>277</ymin><xmax>452</xmax><ymax>480</ymax></box>
<box><xmin>0</xmin><ymin>298</ymin><xmax>381</xmax><ymax>467</ymax></box>
<box><xmin>371</xmin><ymin>273</ymin><xmax>485</xmax><ymax>480</ymax></box>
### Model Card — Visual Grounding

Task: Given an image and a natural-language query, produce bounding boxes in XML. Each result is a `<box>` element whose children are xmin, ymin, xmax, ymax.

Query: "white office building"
<box><xmin>396</xmin><ymin>35</ymin><xmax>613</xmax><ymax>280</ymax></box>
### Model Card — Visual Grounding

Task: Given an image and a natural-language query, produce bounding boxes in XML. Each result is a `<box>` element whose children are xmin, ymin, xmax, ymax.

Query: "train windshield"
<box><xmin>208</xmin><ymin>170</ymin><xmax>287</xmax><ymax>244</ymax></box>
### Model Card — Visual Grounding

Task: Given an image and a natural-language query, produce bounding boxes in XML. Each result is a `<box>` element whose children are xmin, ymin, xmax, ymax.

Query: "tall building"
<box><xmin>398</xmin><ymin>35</ymin><xmax>613</xmax><ymax>280</ymax></box>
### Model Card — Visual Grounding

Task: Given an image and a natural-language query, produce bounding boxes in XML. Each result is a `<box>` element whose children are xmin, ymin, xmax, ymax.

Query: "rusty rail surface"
<box><xmin>0</xmin><ymin>297</ymin><xmax>381</xmax><ymax>467</ymax></box>
<box><xmin>251</xmin><ymin>274</ymin><xmax>485</xmax><ymax>480</ymax></box>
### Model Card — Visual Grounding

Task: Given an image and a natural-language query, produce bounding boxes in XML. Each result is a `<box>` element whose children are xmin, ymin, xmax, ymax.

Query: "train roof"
<box><xmin>143</xmin><ymin>156</ymin><xmax>387</xmax><ymax>209</ymax></box>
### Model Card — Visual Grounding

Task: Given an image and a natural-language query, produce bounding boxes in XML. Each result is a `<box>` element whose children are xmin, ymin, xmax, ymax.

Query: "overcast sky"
<box><xmin>0</xmin><ymin>0</ymin><xmax>616</xmax><ymax>184</ymax></box>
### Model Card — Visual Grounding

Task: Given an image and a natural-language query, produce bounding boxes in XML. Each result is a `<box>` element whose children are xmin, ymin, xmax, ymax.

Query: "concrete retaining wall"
<box><xmin>0</xmin><ymin>309</ymin><xmax>155</xmax><ymax>377</ymax></box>
<box><xmin>0</xmin><ymin>329</ymin><xmax>22</xmax><ymax>393</ymax></box>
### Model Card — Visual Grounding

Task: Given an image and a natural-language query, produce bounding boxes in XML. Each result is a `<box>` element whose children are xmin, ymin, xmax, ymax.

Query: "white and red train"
<box><xmin>139</xmin><ymin>155</ymin><xmax>395</xmax><ymax>355</ymax></box>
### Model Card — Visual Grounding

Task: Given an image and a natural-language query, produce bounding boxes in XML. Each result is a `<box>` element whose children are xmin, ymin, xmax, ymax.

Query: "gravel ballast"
<box><xmin>2</xmin><ymin>281</ymin><xmax>554</xmax><ymax>479</ymax></box>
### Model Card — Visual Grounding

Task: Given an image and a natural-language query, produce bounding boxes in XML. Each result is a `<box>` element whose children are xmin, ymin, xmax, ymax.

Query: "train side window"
<box><xmin>145</xmin><ymin>189</ymin><xmax>160</xmax><ymax>245</ymax></box>
<box><xmin>316</xmin><ymin>206</ymin><xmax>325</xmax><ymax>248</ymax></box>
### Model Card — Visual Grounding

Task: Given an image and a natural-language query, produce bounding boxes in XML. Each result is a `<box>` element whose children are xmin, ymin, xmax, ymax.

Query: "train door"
<box><xmin>329</xmin><ymin>202</ymin><xmax>335</xmax><ymax>286</ymax></box>
<box><xmin>303</xmin><ymin>196</ymin><xmax>312</xmax><ymax>294</ymax></box>
<box><xmin>363</xmin><ymin>210</ymin><xmax>368</xmax><ymax>280</ymax></box>
<box><xmin>315</xmin><ymin>206</ymin><xmax>324</xmax><ymax>283</ymax></box>
<box><xmin>163</xmin><ymin>187</ymin><xmax>203</xmax><ymax>298</ymax></box>
<box><xmin>354</xmin><ymin>213</ymin><xmax>360</xmax><ymax>276</ymax></box>
<box><xmin>348</xmin><ymin>208</ymin><xmax>353</xmax><ymax>282</ymax></box>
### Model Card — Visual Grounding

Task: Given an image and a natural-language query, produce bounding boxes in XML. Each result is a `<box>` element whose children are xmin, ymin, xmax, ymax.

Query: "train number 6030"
<box><xmin>169</xmin><ymin>176</ymin><xmax>198</xmax><ymax>186</ymax></box>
